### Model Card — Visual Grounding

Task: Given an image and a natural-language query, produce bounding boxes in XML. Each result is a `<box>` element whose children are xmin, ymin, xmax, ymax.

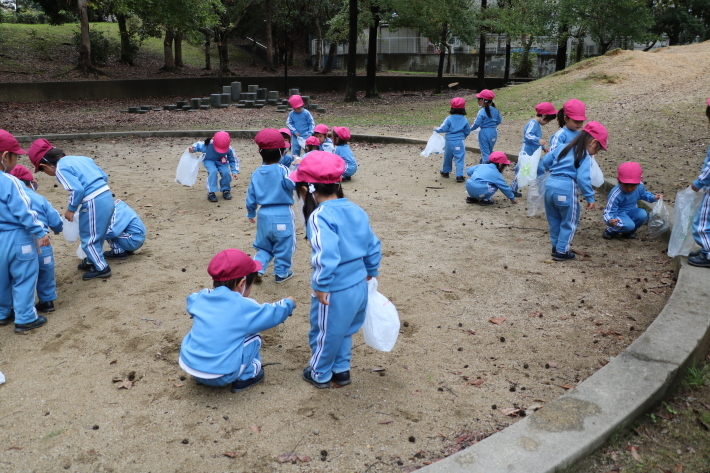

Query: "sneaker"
<box><xmin>83</xmin><ymin>266</ymin><xmax>112</xmax><ymax>280</ymax></box>
<box><xmin>15</xmin><ymin>315</ymin><xmax>47</xmax><ymax>333</ymax></box>
<box><xmin>551</xmin><ymin>246</ymin><xmax>555</xmax><ymax>256</ymax></box>
<box><xmin>332</xmin><ymin>370</ymin><xmax>351</xmax><ymax>386</ymax></box>
<box><xmin>0</xmin><ymin>310</ymin><xmax>15</xmax><ymax>326</ymax></box>
<box><xmin>439</xmin><ymin>171</ymin><xmax>450</xmax><ymax>178</ymax></box>
<box><xmin>275</xmin><ymin>270</ymin><xmax>294</xmax><ymax>284</ymax></box>
<box><xmin>230</xmin><ymin>368</ymin><xmax>265</xmax><ymax>393</ymax></box>
<box><xmin>689</xmin><ymin>249</ymin><xmax>702</xmax><ymax>258</ymax></box>
<box><xmin>302</xmin><ymin>367</ymin><xmax>330</xmax><ymax>389</ymax></box>
<box><xmin>35</xmin><ymin>301</ymin><xmax>55</xmax><ymax>313</ymax></box>
<box><xmin>466</xmin><ymin>196</ymin><xmax>480</xmax><ymax>204</ymax></box>
<box><xmin>514</xmin><ymin>191</ymin><xmax>523</xmax><ymax>198</ymax></box>
<box><xmin>552</xmin><ymin>250</ymin><xmax>576</xmax><ymax>261</ymax></box>
<box><xmin>602</xmin><ymin>228</ymin><xmax>615</xmax><ymax>240</ymax></box>
<box><xmin>622</xmin><ymin>232</ymin><xmax>637</xmax><ymax>239</ymax></box>
<box><xmin>688</xmin><ymin>252</ymin><xmax>710</xmax><ymax>268</ymax></box>
<box><xmin>103</xmin><ymin>250</ymin><xmax>127</xmax><ymax>260</ymax></box>
<box><xmin>456</xmin><ymin>176</ymin><xmax>465</xmax><ymax>183</ymax></box>
<box><xmin>479</xmin><ymin>199</ymin><xmax>494</xmax><ymax>206</ymax></box>
<box><xmin>254</xmin><ymin>273</ymin><xmax>264</xmax><ymax>284</ymax></box>
<box><xmin>222</xmin><ymin>191</ymin><xmax>233</xmax><ymax>200</ymax></box>
<box><xmin>207</xmin><ymin>192</ymin><xmax>218</xmax><ymax>203</ymax></box>
<box><xmin>77</xmin><ymin>258</ymin><xmax>94</xmax><ymax>271</ymax></box>
<box><xmin>342</xmin><ymin>176</ymin><xmax>352</xmax><ymax>182</ymax></box>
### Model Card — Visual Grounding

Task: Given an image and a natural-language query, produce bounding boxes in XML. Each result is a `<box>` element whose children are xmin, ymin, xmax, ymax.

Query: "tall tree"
<box><xmin>344</xmin><ymin>0</ymin><xmax>359</xmax><ymax>102</ymax></box>
<box><xmin>649</xmin><ymin>0</ymin><xmax>710</xmax><ymax>45</ymax></box>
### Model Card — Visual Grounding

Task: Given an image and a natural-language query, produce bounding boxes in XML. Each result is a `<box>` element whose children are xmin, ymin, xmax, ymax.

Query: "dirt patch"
<box><xmin>0</xmin><ymin>137</ymin><xmax>672</xmax><ymax>471</ymax></box>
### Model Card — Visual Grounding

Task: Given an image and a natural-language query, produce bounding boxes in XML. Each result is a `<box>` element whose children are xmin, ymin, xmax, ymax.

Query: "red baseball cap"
<box><xmin>207</xmin><ymin>249</ymin><xmax>262</xmax><ymax>281</ymax></box>
<box><xmin>305</xmin><ymin>136</ymin><xmax>320</xmax><ymax>146</ymax></box>
<box><xmin>9</xmin><ymin>164</ymin><xmax>34</xmax><ymax>182</ymax></box>
<box><xmin>314</xmin><ymin>124</ymin><xmax>329</xmax><ymax>134</ymax></box>
<box><xmin>535</xmin><ymin>102</ymin><xmax>557</xmax><ymax>115</ymax></box>
<box><xmin>212</xmin><ymin>131</ymin><xmax>231</xmax><ymax>154</ymax></box>
<box><xmin>28</xmin><ymin>138</ymin><xmax>54</xmax><ymax>172</ymax></box>
<box><xmin>488</xmin><ymin>151</ymin><xmax>511</xmax><ymax>165</ymax></box>
<box><xmin>333</xmin><ymin>126</ymin><xmax>351</xmax><ymax>141</ymax></box>
<box><xmin>0</xmin><ymin>130</ymin><xmax>27</xmax><ymax>156</ymax></box>
<box><xmin>563</xmin><ymin>99</ymin><xmax>587</xmax><ymax>121</ymax></box>
<box><xmin>476</xmin><ymin>89</ymin><xmax>495</xmax><ymax>100</ymax></box>
<box><xmin>255</xmin><ymin>128</ymin><xmax>288</xmax><ymax>149</ymax></box>
<box><xmin>278</xmin><ymin>128</ymin><xmax>292</xmax><ymax>137</ymax></box>
<box><xmin>288</xmin><ymin>95</ymin><xmax>304</xmax><ymax>109</ymax></box>
<box><xmin>289</xmin><ymin>151</ymin><xmax>345</xmax><ymax>184</ymax></box>
<box><xmin>617</xmin><ymin>162</ymin><xmax>642</xmax><ymax>184</ymax></box>
<box><xmin>451</xmin><ymin>97</ymin><xmax>465</xmax><ymax>108</ymax></box>
<box><xmin>583</xmin><ymin>121</ymin><xmax>608</xmax><ymax>150</ymax></box>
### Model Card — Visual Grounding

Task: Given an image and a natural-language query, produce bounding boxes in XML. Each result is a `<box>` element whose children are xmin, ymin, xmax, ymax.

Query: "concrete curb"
<box><xmin>14</xmin><ymin>131</ymin><xmax>709</xmax><ymax>472</ymax></box>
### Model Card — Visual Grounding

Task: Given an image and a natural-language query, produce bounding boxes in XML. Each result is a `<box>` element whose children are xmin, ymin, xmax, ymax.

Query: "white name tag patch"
<box><xmin>44</xmin><ymin>257</ymin><xmax>52</xmax><ymax>264</ymax></box>
<box><xmin>276</xmin><ymin>224</ymin><xmax>287</xmax><ymax>231</ymax></box>
<box><xmin>558</xmin><ymin>195</ymin><xmax>567</xmax><ymax>202</ymax></box>
<box><xmin>22</xmin><ymin>245</ymin><xmax>32</xmax><ymax>254</ymax></box>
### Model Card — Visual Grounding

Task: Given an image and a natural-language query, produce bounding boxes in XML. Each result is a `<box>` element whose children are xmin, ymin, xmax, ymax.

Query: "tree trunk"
<box><xmin>344</xmin><ymin>0</ymin><xmax>359</xmax><ymax>102</ymax></box>
<box><xmin>435</xmin><ymin>24</ymin><xmax>447</xmax><ymax>94</ymax></box>
<box><xmin>365</xmin><ymin>6</ymin><xmax>379</xmax><ymax>98</ymax></box>
<box><xmin>117</xmin><ymin>13</ymin><xmax>133</xmax><ymax>66</ymax></box>
<box><xmin>288</xmin><ymin>39</ymin><xmax>294</xmax><ymax>66</ymax></box>
<box><xmin>203</xmin><ymin>31</ymin><xmax>211</xmax><ymax>70</ymax></box>
<box><xmin>264</xmin><ymin>0</ymin><xmax>274</xmax><ymax>70</ymax></box>
<box><xmin>575</xmin><ymin>37</ymin><xmax>584</xmax><ymax>63</ymax></box>
<box><xmin>162</xmin><ymin>28</ymin><xmax>175</xmax><ymax>70</ymax></box>
<box><xmin>175</xmin><ymin>32</ymin><xmax>184</xmax><ymax>68</ymax></box>
<box><xmin>520</xmin><ymin>35</ymin><xmax>534</xmax><ymax>77</ymax></box>
<box><xmin>321</xmin><ymin>42</ymin><xmax>337</xmax><ymax>74</ymax></box>
<box><xmin>555</xmin><ymin>27</ymin><xmax>568</xmax><ymax>71</ymax></box>
<box><xmin>477</xmin><ymin>0</ymin><xmax>487</xmax><ymax>90</ymax></box>
<box><xmin>314</xmin><ymin>20</ymin><xmax>323</xmax><ymax>72</ymax></box>
<box><xmin>504</xmin><ymin>35</ymin><xmax>511</xmax><ymax>81</ymax></box>
<box><xmin>77</xmin><ymin>0</ymin><xmax>92</xmax><ymax>74</ymax></box>
<box><xmin>217</xmin><ymin>31</ymin><xmax>230</xmax><ymax>74</ymax></box>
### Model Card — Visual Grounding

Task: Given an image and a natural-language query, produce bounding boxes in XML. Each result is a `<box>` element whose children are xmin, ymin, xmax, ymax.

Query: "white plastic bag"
<box><xmin>668</xmin><ymin>187</ymin><xmax>703</xmax><ymax>257</ymax></box>
<box><xmin>0</xmin><ymin>371</ymin><xmax>5</xmax><ymax>385</ymax></box>
<box><xmin>362</xmin><ymin>278</ymin><xmax>400</xmax><ymax>352</ymax></box>
<box><xmin>420</xmin><ymin>132</ymin><xmax>445</xmax><ymax>157</ymax></box>
<box><xmin>516</xmin><ymin>147</ymin><xmax>543</xmax><ymax>188</ymax></box>
<box><xmin>647</xmin><ymin>197</ymin><xmax>670</xmax><ymax>239</ymax></box>
<box><xmin>297</xmin><ymin>136</ymin><xmax>306</xmax><ymax>150</ymax></box>
<box><xmin>590</xmin><ymin>156</ymin><xmax>604</xmax><ymax>188</ymax></box>
<box><xmin>62</xmin><ymin>214</ymin><xmax>80</xmax><ymax>242</ymax></box>
<box><xmin>175</xmin><ymin>148</ymin><xmax>204</xmax><ymax>187</ymax></box>
<box><xmin>527</xmin><ymin>172</ymin><xmax>550</xmax><ymax>217</ymax></box>
<box><xmin>76</xmin><ymin>244</ymin><xmax>87</xmax><ymax>260</ymax></box>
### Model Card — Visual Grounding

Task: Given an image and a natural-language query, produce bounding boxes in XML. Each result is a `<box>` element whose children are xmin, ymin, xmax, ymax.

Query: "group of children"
<box><xmin>180</xmin><ymin>129</ymin><xmax>381</xmax><ymax>393</ymax></box>
<box><xmin>433</xmin><ymin>94</ymin><xmax>710</xmax><ymax>264</ymax></box>
<box><xmin>0</xmin><ymin>131</ymin><xmax>146</xmax><ymax>333</ymax></box>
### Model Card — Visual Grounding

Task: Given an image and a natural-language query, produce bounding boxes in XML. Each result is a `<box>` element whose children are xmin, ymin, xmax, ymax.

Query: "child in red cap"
<box><xmin>511</xmin><ymin>102</ymin><xmax>558</xmax><ymax>196</ymax></box>
<box><xmin>10</xmin><ymin>164</ymin><xmax>63</xmax><ymax>313</ymax></box>
<box><xmin>189</xmin><ymin>131</ymin><xmax>239</xmax><ymax>202</ymax></box>
<box><xmin>304</xmin><ymin>136</ymin><xmax>321</xmax><ymax>154</ymax></box>
<box><xmin>465</xmin><ymin>152</ymin><xmax>519</xmax><ymax>206</ymax></box>
<box><xmin>179</xmin><ymin>248</ymin><xmax>295</xmax><ymax>392</ymax></box>
<box><xmin>246</xmin><ymin>129</ymin><xmax>297</xmax><ymax>283</ymax></box>
<box><xmin>434</xmin><ymin>97</ymin><xmax>471</xmax><ymax>182</ymax></box>
<box><xmin>278</xmin><ymin>128</ymin><xmax>295</xmax><ymax>167</ymax></box>
<box><xmin>290</xmin><ymin>151</ymin><xmax>381</xmax><ymax>388</ymax></box>
<box><xmin>332</xmin><ymin>126</ymin><xmax>357</xmax><ymax>181</ymax></box>
<box><xmin>549</xmin><ymin>99</ymin><xmax>586</xmax><ymax>151</ymax></box>
<box><xmin>603</xmin><ymin>162</ymin><xmax>662</xmax><ymax>240</ymax></box>
<box><xmin>286</xmin><ymin>95</ymin><xmax>315</xmax><ymax>157</ymax></box>
<box><xmin>0</xmin><ymin>130</ymin><xmax>51</xmax><ymax>332</ymax></box>
<box><xmin>313</xmin><ymin>124</ymin><xmax>334</xmax><ymax>152</ymax></box>
<box><xmin>470</xmin><ymin>89</ymin><xmax>503</xmax><ymax>164</ymax></box>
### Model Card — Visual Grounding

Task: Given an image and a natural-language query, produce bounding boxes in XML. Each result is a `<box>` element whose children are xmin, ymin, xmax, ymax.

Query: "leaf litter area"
<box><xmin>0</xmin><ymin>137</ymin><xmax>673</xmax><ymax>472</ymax></box>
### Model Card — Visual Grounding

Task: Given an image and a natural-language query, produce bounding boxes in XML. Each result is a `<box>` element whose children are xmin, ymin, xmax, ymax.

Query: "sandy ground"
<box><xmin>0</xmin><ymin>136</ymin><xmax>673</xmax><ymax>472</ymax></box>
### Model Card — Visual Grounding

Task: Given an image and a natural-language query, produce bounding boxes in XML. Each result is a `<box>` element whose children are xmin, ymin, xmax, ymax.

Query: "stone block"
<box><xmin>202</xmin><ymin>97</ymin><xmax>211</xmax><ymax>105</ymax></box>
<box><xmin>230</xmin><ymin>82</ymin><xmax>242</xmax><ymax>101</ymax></box>
<box><xmin>222</xmin><ymin>86</ymin><xmax>231</xmax><ymax>94</ymax></box>
<box><xmin>289</xmin><ymin>88</ymin><xmax>300</xmax><ymax>96</ymax></box>
<box><xmin>176</xmin><ymin>100</ymin><xmax>188</xmax><ymax>108</ymax></box>
<box><xmin>248</xmin><ymin>84</ymin><xmax>258</xmax><ymax>93</ymax></box>
<box><xmin>316</xmin><ymin>107</ymin><xmax>327</xmax><ymax>113</ymax></box>
<box><xmin>199</xmin><ymin>105</ymin><xmax>211</xmax><ymax>110</ymax></box>
<box><xmin>137</xmin><ymin>109</ymin><xmax>148</xmax><ymax>114</ymax></box>
<box><xmin>267</xmin><ymin>99</ymin><xmax>278</xmax><ymax>106</ymax></box>
<box><xmin>256</xmin><ymin>88</ymin><xmax>267</xmax><ymax>100</ymax></box>
<box><xmin>221</xmin><ymin>93</ymin><xmax>231</xmax><ymax>105</ymax></box>
<box><xmin>254</xmin><ymin>104</ymin><xmax>264</xmax><ymax>109</ymax></box>
<box><xmin>190</xmin><ymin>98</ymin><xmax>201</xmax><ymax>109</ymax></box>
<box><xmin>140</xmin><ymin>105</ymin><xmax>151</xmax><ymax>110</ymax></box>
<box><xmin>245</xmin><ymin>100</ymin><xmax>255</xmax><ymax>108</ymax></box>
<box><xmin>152</xmin><ymin>109</ymin><xmax>162</xmax><ymax>112</ymax></box>
<box><xmin>163</xmin><ymin>104</ymin><xmax>177</xmax><ymax>111</ymax></box>
<box><xmin>128</xmin><ymin>107</ymin><xmax>140</xmax><ymax>113</ymax></box>
<box><xmin>210</xmin><ymin>94</ymin><xmax>222</xmax><ymax>109</ymax></box>
<box><xmin>237</xmin><ymin>104</ymin><xmax>246</xmax><ymax>108</ymax></box>
<box><xmin>182</xmin><ymin>105</ymin><xmax>192</xmax><ymax>111</ymax></box>
<box><xmin>267</xmin><ymin>90</ymin><xmax>279</xmax><ymax>100</ymax></box>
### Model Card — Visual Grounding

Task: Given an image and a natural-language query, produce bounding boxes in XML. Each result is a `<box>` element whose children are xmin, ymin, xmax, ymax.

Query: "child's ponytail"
<box><xmin>204</xmin><ymin>138</ymin><xmax>212</xmax><ymax>146</ymax></box>
<box><xmin>558</xmin><ymin>131</ymin><xmax>593</xmax><ymax>169</ymax></box>
<box><xmin>483</xmin><ymin>99</ymin><xmax>495</xmax><ymax>118</ymax></box>
<box><xmin>296</xmin><ymin>182</ymin><xmax>344</xmax><ymax>223</ymax></box>
<box><xmin>556</xmin><ymin>108</ymin><xmax>566</xmax><ymax>128</ymax></box>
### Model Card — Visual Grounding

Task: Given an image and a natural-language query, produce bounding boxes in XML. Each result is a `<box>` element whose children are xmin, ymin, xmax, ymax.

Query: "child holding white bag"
<box><xmin>435</xmin><ymin>97</ymin><xmax>471</xmax><ymax>182</ymax></box>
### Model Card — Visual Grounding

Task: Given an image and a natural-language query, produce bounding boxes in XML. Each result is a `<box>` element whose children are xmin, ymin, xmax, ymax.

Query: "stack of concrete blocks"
<box><xmin>230</xmin><ymin>82</ymin><xmax>242</xmax><ymax>104</ymax></box>
<box><xmin>267</xmin><ymin>91</ymin><xmax>279</xmax><ymax>106</ymax></box>
<box><xmin>221</xmin><ymin>86</ymin><xmax>232</xmax><ymax>107</ymax></box>
<box><xmin>210</xmin><ymin>94</ymin><xmax>228</xmax><ymax>109</ymax></box>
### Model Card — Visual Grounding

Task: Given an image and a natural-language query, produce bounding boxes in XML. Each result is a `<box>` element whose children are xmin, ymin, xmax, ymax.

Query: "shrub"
<box><xmin>72</xmin><ymin>28</ymin><xmax>119</xmax><ymax>65</ymax></box>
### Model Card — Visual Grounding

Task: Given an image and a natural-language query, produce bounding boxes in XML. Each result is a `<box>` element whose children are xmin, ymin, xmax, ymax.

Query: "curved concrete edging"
<box><xmin>15</xmin><ymin>131</ymin><xmax>710</xmax><ymax>473</ymax></box>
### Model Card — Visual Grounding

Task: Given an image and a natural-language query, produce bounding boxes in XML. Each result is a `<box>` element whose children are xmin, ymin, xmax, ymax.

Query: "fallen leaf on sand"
<box><xmin>173</xmin><ymin>383</ymin><xmax>183</xmax><ymax>388</ymax></box>
<box><xmin>529</xmin><ymin>311</ymin><xmax>543</xmax><ymax>318</ymax></box>
<box><xmin>627</xmin><ymin>445</ymin><xmax>641</xmax><ymax>462</ymax></box>
<box><xmin>469</xmin><ymin>378</ymin><xmax>485</xmax><ymax>387</ymax></box>
<box><xmin>463</xmin><ymin>329</ymin><xmax>476</xmax><ymax>335</ymax></box>
<box><xmin>379</xmin><ymin>420</ymin><xmax>393</xmax><ymax>425</ymax></box>
<box><xmin>439</xmin><ymin>288</ymin><xmax>456</xmax><ymax>293</ymax></box>
<box><xmin>109</xmin><ymin>360</ymin><xmax>117</xmax><ymax>365</ymax></box>
<box><xmin>296</xmin><ymin>454</ymin><xmax>311</xmax><ymax>462</ymax></box>
<box><xmin>111</xmin><ymin>377</ymin><xmax>123</xmax><ymax>383</ymax></box>
<box><xmin>547</xmin><ymin>362</ymin><xmax>558</xmax><ymax>369</ymax></box>
<box><xmin>250</xmin><ymin>424</ymin><xmax>259</xmax><ymax>434</ymax></box>
<box><xmin>276</xmin><ymin>453</ymin><xmax>297</xmax><ymax>463</ymax></box>
<box><xmin>570</xmin><ymin>249</ymin><xmax>590</xmax><ymax>257</ymax></box>
<box><xmin>500</xmin><ymin>408</ymin><xmax>520</xmax><ymax>416</ymax></box>
<box><xmin>371</xmin><ymin>366</ymin><xmax>386</xmax><ymax>372</ymax></box>
<box><xmin>488</xmin><ymin>317</ymin><xmax>506</xmax><ymax>325</ymax></box>
<box><xmin>223</xmin><ymin>451</ymin><xmax>244</xmax><ymax>458</ymax></box>
<box><xmin>118</xmin><ymin>379</ymin><xmax>133</xmax><ymax>389</ymax></box>
<box><xmin>558</xmin><ymin>385</ymin><xmax>574</xmax><ymax>390</ymax></box>
<box><xmin>6</xmin><ymin>446</ymin><xmax>22</xmax><ymax>450</ymax></box>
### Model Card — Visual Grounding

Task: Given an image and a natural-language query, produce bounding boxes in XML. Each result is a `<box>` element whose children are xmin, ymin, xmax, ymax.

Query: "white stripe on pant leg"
<box><xmin>563</xmin><ymin>182</ymin><xmax>579</xmax><ymax>252</ymax></box>
<box><xmin>698</xmin><ymin>193</ymin><xmax>710</xmax><ymax>250</ymax></box>
<box><xmin>310</xmin><ymin>297</ymin><xmax>330</xmax><ymax>376</ymax></box>
<box><xmin>289</xmin><ymin>207</ymin><xmax>296</xmax><ymax>266</ymax></box>
<box><xmin>86</xmin><ymin>199</ymin><xmax>105</xmax><ymax>270</ymax></box>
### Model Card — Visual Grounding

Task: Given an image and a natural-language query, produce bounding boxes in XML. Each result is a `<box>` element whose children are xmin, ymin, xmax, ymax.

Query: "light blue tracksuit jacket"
<box><xmin>465</xmin><ymin>163</ymin><xmax>516</xmax><ymax>202</ymax></box>
<box><xmin>105</xmin><ymin>199</ymin><xmax>146</xmax><ymax>255</ymax></box>
<box><xmin>193</xmin><ymin>142</ymin><xmax>239</xmax><ymax>194</ymax></box>
<box><xmin>334</xmin><ymin>144</ymin><xmax>358</xmax><ymax>178</ymax></box>
<box><xmin>286</xmin><ymin>109</ymin><xmax>315</xmax><ymax>156</ymax></box>
<box><xmin>549</xmin><ymin>126</ymin><xmax>579</xmax><ymax>152</ymax></box>
<box><xmin>435</xmin><ymin>114</ymin><xmax>471</xmax><ymax>177</ymax></box>
<box><xmin>470</xmin><ymin>106</ymin><xmax>502</xmax><ymax>163</ymax></box>
<box><xmin>603</xmin><ymin>184</ymin><xmax>656</xmax><ymax>235</ymax></box>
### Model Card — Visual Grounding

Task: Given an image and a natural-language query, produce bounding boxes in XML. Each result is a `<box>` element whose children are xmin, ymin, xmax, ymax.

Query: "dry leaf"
<box><xmin>378</xmin><ymin>420</ymin><xmax>393</xmax><ymax>424</ymax></box>
<box><xmin>6</xmin><ymin>446</ymin><xmax>22</xmax><ymax>450</ymax></box>
<box><xmin>439</xmin><ymin>288</ymin><xmax>456</xmax><ymax>293</ymax></box>
<box><xmin>296</xmin><ymin>454</ymin><xmax>311</xmax><ymax>462</ymax></box>
<box><xmin>118</xmin><ymin>379</ymin><xmax>133</xmax><ymax>389</ymax></box>
<box><xmin>627</xmin><ymin>445</ymin><xmax>641</xmax><ymax>462</ymax></box>
<box><xmin>109</xmin><ymin>360</ymin><xmax>117</xmax><ymax>365</ymax></box>
<box><xmin>548</xmin><ymin>362</ymin><xmax>558</xmax><ymax>369</ymax></box>
<box><xmin>529</xmin><ymin>310</ymin><xmax>543</xmax><ymax>317</ymax></box>
<box><xmin>488</xmin><ymin>317</ymin><xmax>506</xmax><ymax>325</ymax></box>
<box><xmin>371</xmin><ymin>366</ymin><xmax>386</xmax><ymax>372</ymax></box>
<box><xmin>276</xmin><ymin>452</ymin><xmax>297</xmax><ymax>463</ymax></box>
<box><xmin>469</xmin><ymin>379</ymin><xmax>485</xmax><ymax>387</ymax></box>
<box><xmin>500</xmin><ymin>408</ymin><xmax>520</xmax><ymax>416</ymax></box>
<box><xmin>558</xmin><ymin>385</ymin><xmax>574</xmax><ymax>390</ymax></box>
<box><xmin>463</xmin><ymin>329</ymin><xmax>476</xmax><ymax>335</ymax></box>
<box><xmin>223</xmin><ymin>451</ymin><xmax>244</xmax><ymax>458</ymax></box>
<box><xmin>676</xmin><ymin>464</ymin><xmax>683</xmax><ymax>472</ymax></box>
<box><xmin>250</xmin><ymin>424</ymin><xmax>259</xmax><ymax>434</ymax></box>
<box><xmin>173</xmin><ymin>383</ymin><xmax>183</xmax><ymax>388</ymax></box>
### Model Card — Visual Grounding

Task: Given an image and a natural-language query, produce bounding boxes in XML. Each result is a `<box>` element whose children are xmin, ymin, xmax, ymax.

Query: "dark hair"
<box><xmin>537</xmin><ymin>113</ymin><xmax>556</xmax><ymax>122</ymax></box>
<box><xmin>558</xmin><ymin>130</ymin><xmax>594</xmax><ymax>168</ymax></box>
<box><xmin>495</xmin><ymin>163</ymin><xmax>508</xmax><ymax>173</ymax></box>
<box><xmin>706</xmin><ymin>105</ymin><xmax>710</xmax><ymax>121</ymax></box>
<box><xmin>204</xmin><ymin>138</ymin><xmax>212</xmax><ymax>146</ymax></box>
<box><xmin>482</xmin><ymin>100</ymin><xmax>496</xmax><ymax>119</ymax></box>
<box><xmin>259</xmin><ymin>148</ymin><xmax>282</xmax><ymax>164</ymax></box>
<box><xmin>450</xmin><ymin>107</ymin><xmax>467</xmax><ymax>115</ymax></box>
<box><xmin>305</xmin><ymin>145</ymin><xmax>320</xmax><ymax>152</ymax></box>
<box><xmin>43</xmin><ymin>148</ymin><xmax>66</xmax><ymax>165</ymax></box>
<box><xmin>280</xmin><ymin>133</ymin><xmax>291</xmax><ymax>143</ymax></box>
<box><xmin>213</xmin><ymin>272</ymin><xmax>258</xmax><ymax>291</ymax></box>
<box><xmin>556</xmin><ymin>108</ymin><xmax>566</xmax><ymax>128</ymax></box>
<box><xmin>295</xmin><ymin>182</ymin><xmax>344</xmax><ymax>223</ymax></box>
<box><xmin>333</xmin><ymin>134</ymin><xmax>348</xmax><ymax>146</ymax></box>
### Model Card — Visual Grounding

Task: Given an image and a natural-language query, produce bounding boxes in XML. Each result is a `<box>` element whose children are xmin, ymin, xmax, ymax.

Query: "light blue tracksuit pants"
<box><xmin>0</xmin><ymin>229</ymin><xmax>39</xmax><ymax>324</ymax></box>
<box><xmin>441</xmin><ymin>139</ymin><xmax>467</xmax><ymax>177</ymax></box>
<box><xmin>544</xmin><ymin>176</ymin><xmax>581</xmax><ymax>254</ymax></box>
<box><xmin>478</xmin><ymin>128</ymin><xmax>498</xmax><ymax>164</ymax></box>
<box><xmin>79</xmin><ymin>191</ymin><xmax>114</xmax><ymax>271</ymax></box>
<box><xmin>203</xmin><ymin>160</ymin><xmax>232</xmax><ymax>193</ymax></box>
<box><xmin>466</xmin><ymin>181</ymin><xmax>496</xmax><ymax>201</ymax></box>
<box><xmin>607</xmin><ymin>208</ymin><xmax>648</xmax><ymax>235</ymax></box>
<box><xmin>253</xmin><ymin>205</ymin><xmax>295</xmax><ymax>278</ymax></box>
<box><xmin>292</xmin><ymin>138</ymin><xmax>304</xmax><ymax>157</ymax></box>
<box><xmin>692</xmin><ymin>191</ymin><xmax>710</xmax><ymax>256</ymax></box>
<box><xmin>194</xmin><ymin>335</ymin><xmax>263</xmax><ymax>386</ymax></box>
<box><xmin>308</xmin><ymin>279</ymin><xmax>368</xmax><ymax>383</ymax></box>
<box><xmin>37</xmin><ymin>245</ymin><xmax>57</xmax><ymax>302</ymax></box>
<box><xmin>107</xmin><ymin>230</ymin><xmax>146</xmax><ymax>254</ymax></box>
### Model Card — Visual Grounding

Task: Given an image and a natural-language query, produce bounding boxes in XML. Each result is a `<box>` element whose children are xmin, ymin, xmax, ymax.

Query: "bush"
<box><xmin>72</xmin><ymin>28</ymin><xmax>119</xmax><ymax>65</ymax></box>
<box><xmin>14</xmin><ymin>9</ymin><xmax>47</xmax><ymax>24</ymax></box>
<box><xmin>511</xmin><ymin>50</ymin><xmax>539</xmax><ymax>78</ymax></box>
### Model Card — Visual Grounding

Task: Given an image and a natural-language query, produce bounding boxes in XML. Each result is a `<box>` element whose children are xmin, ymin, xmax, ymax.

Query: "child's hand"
<box><xmin>232</xmin><ymin>173</ymin><xmax>239</xmax><ymax>180</ymax></box>
<box><xmin>315</xmin><ymin>290</ymin><xmax>329</xmax><ymax>305</ymax></box>
<box><xmin>295</xmin><ymin>132</ymin><xmax>300</xmax><ymax>137</ymax></box>
<box><xmin>511</xmin><ymin>199</ymin><xmax>518</xmax><ymax>204</ymax></box>
<box><xmin>539</xmin><ymin>139</ymin><xmax>548</xmax><ymax>146</ymax></box>
<box><xmin>586</xmin><ymin>202</ymin><xmax>597</xmax><ymax>211</ymax></box>
<box><xmin>64</xmin><ymin>210</ymin><xmax>75</xmax><ymax>221</ymax></box>
<box><xmin>655</xmin><ymin>193</ymin><xmax>663</xmax><ymax>200</ymax></box>
<box><xmin>249</xmin><ymin>218</ymin><xmax>255</xmax><ymax>224</ymax></box>
<box><xmin>691</xmin><ymin>184</ymin><xmax>700</xmax><ymax>192</ymax></box>
<box><xmin>285</xmin><ymin>296</ymin><xmax>296</xmax><ymax>307</ymax></box>
<box><xmin>188</xmin><ymin>146</ymin><xmax>195</xmax><ymax>153</ymax></box>
<box><xmin>609</xmin><ymin>218</ymin><xmax>620</xmax><ymax>227</ymax></box>
<box><xmin>37</xmin><ymin>235</ymin><xmax>51</xmax><ymax>247</ymax></box>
